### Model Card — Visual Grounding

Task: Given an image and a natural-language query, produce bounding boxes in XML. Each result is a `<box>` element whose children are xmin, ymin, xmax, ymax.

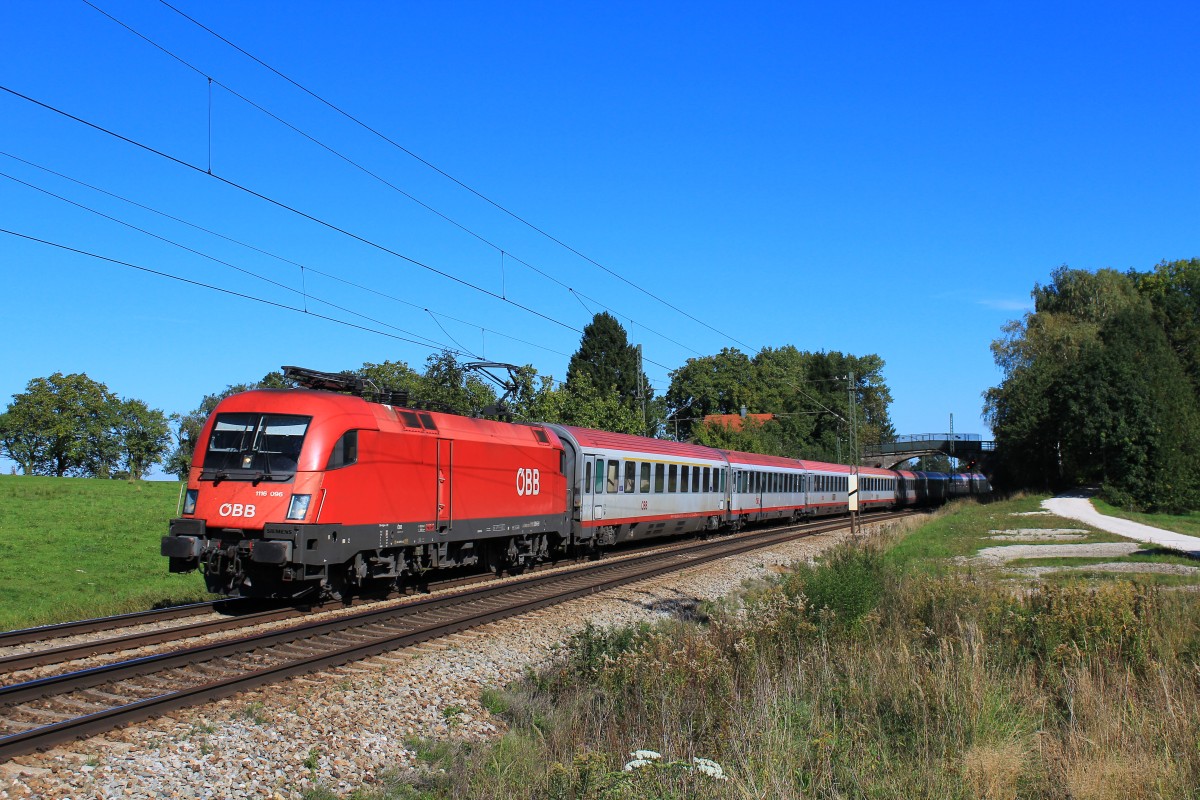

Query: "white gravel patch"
<box><xmin>974</xmin><ymin>542</ymin><xmax>1146</xmax><ymax>564</ymax></box>
<box><xmin>0</xmin><ymin>522</ymin><xmax>898</xmax><ymax>799</ymax></box>
<box><xmin>987</xmin><ymin>529</ymin><xmax>1091</xmax><ymax>542</ymax></box>
<box><xmin>1009</xmin><ymin>511</ymin><xmax>1053</xmax><ymax>517</ymax></box>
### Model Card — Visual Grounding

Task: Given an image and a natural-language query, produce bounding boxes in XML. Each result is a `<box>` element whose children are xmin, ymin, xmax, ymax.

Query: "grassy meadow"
<box><xmin>321</xmin><ymin>496</ymin><xmax>1200</xmax><ymax>800</ymax></box>
<box><xmin>0</xmin><ymin>475</ymin><xmax>213</xmax><ymax>631</ymax></box>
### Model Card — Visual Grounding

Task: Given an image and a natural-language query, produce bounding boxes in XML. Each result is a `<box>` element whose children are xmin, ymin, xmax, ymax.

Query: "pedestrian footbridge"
<box><xmin>861</xmin><ymin>433</ymin><xmax>995</xmax><ymax>470</ymax></box>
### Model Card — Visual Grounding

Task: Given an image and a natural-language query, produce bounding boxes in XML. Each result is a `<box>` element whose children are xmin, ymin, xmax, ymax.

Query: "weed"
<box><xmin>239</xmin><ymin>701</ymin><xmax>268</xmax><ymax>725</ymax></box>
<box><xmin>479</xmin><ymin>687</ymin><xmax>509</xmax><ymax>716</ymax></box>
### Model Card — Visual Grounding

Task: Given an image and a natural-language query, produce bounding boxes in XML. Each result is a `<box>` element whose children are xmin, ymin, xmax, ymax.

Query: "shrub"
<box><xmin>781</xmin><ymin>540</ymin><xmax>885</xmax><ymax>629</ymax></box>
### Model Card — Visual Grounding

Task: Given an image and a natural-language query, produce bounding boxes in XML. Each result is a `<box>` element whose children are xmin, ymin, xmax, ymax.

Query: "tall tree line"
<box><xmin>985</xmin><ymin>259</ymin><xmax>1200</xmax><ymax>511</ymax></box>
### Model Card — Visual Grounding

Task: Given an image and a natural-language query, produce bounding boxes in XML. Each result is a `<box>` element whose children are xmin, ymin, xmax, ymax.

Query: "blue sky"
<box><xmin>2</xmin><ymin>0</ymin><xmax>1197</xmax><ymax>474</ymax></box>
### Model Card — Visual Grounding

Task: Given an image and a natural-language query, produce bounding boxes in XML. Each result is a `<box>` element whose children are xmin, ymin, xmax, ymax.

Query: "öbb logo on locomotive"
<box><xmin>516</xmin><ymin>468</ymin><xmax>541</xmax><ymax>497</ymax></box>
<box><xmin>161</xmin><ymin>365</ymin><xmax>990</xmax><ymax>601</ymax></box>
<box><xmin>218</xmin><ymin>503</ymin><xmax>256</xmax><ymax>518</ymax></box>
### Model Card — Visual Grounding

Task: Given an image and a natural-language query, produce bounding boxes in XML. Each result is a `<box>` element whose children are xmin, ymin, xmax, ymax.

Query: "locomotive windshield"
<box><xmin>200</xmin><ymin>413</ymin><xmax>312</xmax><ymax>481</ymax></box>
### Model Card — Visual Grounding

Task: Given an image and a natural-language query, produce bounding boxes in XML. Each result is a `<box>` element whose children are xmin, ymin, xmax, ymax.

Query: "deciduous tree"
<box><xmin>0</xmin><ymin>373</ymin><xmax>120</xmax><ymax>477</ymax></box>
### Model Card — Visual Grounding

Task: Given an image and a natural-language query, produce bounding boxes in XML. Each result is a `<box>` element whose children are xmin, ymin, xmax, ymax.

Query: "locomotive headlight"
<box><xmin>183</xmin><ymin>489</ymin><xmax>199</xmax><ymax>515</ymax></box>
<box><xmin>286</xmin><ymin>494</ymin><xmax>312</xmax><ymax>521</ymax></box>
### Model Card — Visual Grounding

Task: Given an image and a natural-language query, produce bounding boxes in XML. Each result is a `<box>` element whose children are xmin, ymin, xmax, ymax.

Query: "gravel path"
<box><xmin>1042</xmin><ymin>494</ymin><xmax>1200</xmax><ymax>555</ymax></box>
<box><xmin>0</xmin><ymin>522</ymin><xmax>895</xmax><ymax>799</ymax></box>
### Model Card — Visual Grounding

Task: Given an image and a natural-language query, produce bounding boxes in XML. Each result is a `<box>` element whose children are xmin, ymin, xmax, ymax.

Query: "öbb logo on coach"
<box><xmin>516</xmin><ymin>468</ymin><xmax>540</xmax><ymax>496</ymax></box>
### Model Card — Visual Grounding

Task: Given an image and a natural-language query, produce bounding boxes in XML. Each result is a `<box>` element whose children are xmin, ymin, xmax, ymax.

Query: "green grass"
<box><xmin>0</xmin><ymin>475</ymin><xmax>214</xmax><ymax>631</ymax></box>
<box><xmin>1093</xmin><ymin>497</ymin><xmax>1200</xmax><ymax>537</ymax></box>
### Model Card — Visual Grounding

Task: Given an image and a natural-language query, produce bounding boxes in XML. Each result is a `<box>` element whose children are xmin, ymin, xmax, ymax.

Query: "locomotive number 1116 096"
<box><xmin>516</xmin><ymin>468</ymin><xmax>541</xmax><ymax>496</ymax></box>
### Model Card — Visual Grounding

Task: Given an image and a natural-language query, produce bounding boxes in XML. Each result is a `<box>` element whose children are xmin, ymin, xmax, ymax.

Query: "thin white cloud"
<box><xmin>978</xmin><ymin>298</ymin><xmax>1033</xmax><ymax>311</ymax></box>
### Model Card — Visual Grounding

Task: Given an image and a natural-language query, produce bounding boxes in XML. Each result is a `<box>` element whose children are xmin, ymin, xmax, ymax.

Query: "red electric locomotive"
<box><xmin>163</xmin><ymin>369</ymin><xmax>570</xmax><ymax>598</ymax></box>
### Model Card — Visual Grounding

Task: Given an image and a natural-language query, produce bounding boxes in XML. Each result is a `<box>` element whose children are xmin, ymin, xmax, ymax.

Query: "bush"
<box><xmin>781</xmin><ymin>540</ymin><xmax>886</xmax><ymax>629</ymax></box>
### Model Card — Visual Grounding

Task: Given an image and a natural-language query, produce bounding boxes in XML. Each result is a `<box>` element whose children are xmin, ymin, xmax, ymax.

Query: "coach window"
<box><xmin>624</xmin><ymin>461</ymin><xmax>637</xmax><ymax>493</ymax></box>
<box><xmin>720</xmin><ymin>469</ymin><xmax>726</xmax><ymax>493</ymax></box>
<box><xmin>681</xmin><ymin>465</ymin><xmax>690</xmax><ymax>493</ymax></box>
<box><xmin>668</xmin><ymin>464</ymin><xmax>678</xmax><ymax>493</ymax></box>
<box><xmin>640</xmin><ymin>462</ymin><xmax>651</xmax><ymax>493</ymax></box>
<box><xmin>655</xmin><ymin>463</ymin><xmax>665</xmax><ymax>493</ymax></box>
<box><xmin>606</xmin><ymin>461</ymin><xmax>619</xmax><ymax>493</ymax></box>
<box><xmin>584</xmin><ymin>461</ymin><xmax>592</xmax><ymax>494</ymax></box>
<box><xmin>703</xmin><ymin>467</ymin><xmax>711</xmax><ymax>493</ymax></box>
<box><xmin>594</xmin><ymin>460</ymin><xmax>605</xmax><ymax>493</ymax></box>
<box><xmin>692</xmin><ymin>466</ymin><xmax>701</xmax><ymax>493</ymax></box>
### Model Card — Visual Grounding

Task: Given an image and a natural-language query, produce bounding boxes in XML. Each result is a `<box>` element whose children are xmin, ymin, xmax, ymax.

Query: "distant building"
<box><xmin>701</xmin><ymin>413</ymin><xmax>775</xmax><ymax>431</ymax></box>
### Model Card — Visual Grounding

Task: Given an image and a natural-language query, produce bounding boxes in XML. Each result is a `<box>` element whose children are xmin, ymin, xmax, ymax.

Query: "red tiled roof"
<box><xmin>701</xmin><ymin>413</ymin><xmax>775</xmax><ymax>431</ymax></box>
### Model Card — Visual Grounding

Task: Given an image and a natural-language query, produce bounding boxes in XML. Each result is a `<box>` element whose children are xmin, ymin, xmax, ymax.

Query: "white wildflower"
<box><xmin>624</xmin><ymin>758</ymin><xmax>655</xmax><ymax>771</ymax></box>
<box><xmin>630</xmin><ymin>750</ymin><xmax>662</xmax><ymax>761</ymax></box>
<box><xmin>692</xmin><ymin>757</ymin><xmax>727</xmax><ymax>780</ymax></box>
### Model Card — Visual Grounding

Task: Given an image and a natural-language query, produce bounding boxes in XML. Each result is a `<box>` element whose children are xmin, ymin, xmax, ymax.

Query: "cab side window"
<box><xmin>326</xmin><ymin>430</ymin><xmax>359</xmax><ymax>470</ymax></box>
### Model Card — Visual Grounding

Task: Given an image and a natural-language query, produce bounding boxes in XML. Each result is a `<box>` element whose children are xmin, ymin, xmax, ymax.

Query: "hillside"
<box><xmin>0</xmin><ymin>476</ymin><xmax>212</xmax><ymax>631</ymax></box>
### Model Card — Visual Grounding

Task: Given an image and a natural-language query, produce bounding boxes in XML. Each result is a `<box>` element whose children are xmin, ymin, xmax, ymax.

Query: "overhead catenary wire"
<box><xmin>0</xmin><ymin>82</ymin><xmax>686</xmax><ymax>383</ymax></box>
<box><xmin>0</xmin><ymin>228</ymin><xmax>471</xmax><ymax>355</ymax></box>
<box><xmin>151</xmin><ymin>0</ymin><xmax>756</xmax><ymax>350</ymax></box>
<box><xmin>3</xmin><ymin>226</ymin><xmax>671</xmax><ymax>394</ymax></box>
<box><xmin>0</xmin><ymin>85</ymin><xmax>578</xmax><ymax>335</ymax></box>
<box><xmin>0</xmin><ymin>150</ymin><xmax>575</xmax><ymax>361</ymax></box>
<box><xmin>0</xmin><ymin>83</ymin><xmax>691</xmax><ymax>386</ymax></box>
<box><xmin>0</xmin><ymin>169</ymin><xmax>456</xmax><ymax>354</ymax></box>
<box><xmin>81</xmin><ymin>0</ymin><xmax>707</xmax><ymax>361</ymax></box>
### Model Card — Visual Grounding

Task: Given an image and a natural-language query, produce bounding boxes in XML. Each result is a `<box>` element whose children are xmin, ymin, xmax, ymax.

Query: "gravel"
<box><xmin>986</xmin><ymin>529</ymin><xmax>1090</xmax><ymax>542</ymax></box>
<box><xmin>0</xmin><ymin>522</ymin><xmax>894</xmax><ymax>799</ymax></box>
<box><xmin>974</xmin><ymin>542</ymin><xmax>1147</xmax><ymax>564</ymax></box>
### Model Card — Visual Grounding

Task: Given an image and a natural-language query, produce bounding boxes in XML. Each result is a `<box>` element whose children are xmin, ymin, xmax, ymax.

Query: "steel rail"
<box><xmin>0</xmin><ymin>601</ymin><xmax>232</xmax><ymax>647</ymax></box>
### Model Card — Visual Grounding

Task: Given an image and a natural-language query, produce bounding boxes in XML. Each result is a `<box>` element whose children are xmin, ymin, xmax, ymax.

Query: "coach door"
<box><xmin>435</xmin><ymin>439</ymin><xmax>453</xmax><ymax>530</ymax></box>
<box><xmin>583</xmin><ymin>455</ymin><xmax>601</xmax><ymax>522</ymax></box>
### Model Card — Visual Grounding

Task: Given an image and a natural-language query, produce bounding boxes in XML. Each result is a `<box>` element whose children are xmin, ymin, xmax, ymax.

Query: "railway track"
<box><xmin>0</xmin><ymin>567</ymin><xmax>546</xmax><ymax>676</ymax></box>
<box><xmin>0</xmin><ymin>511</ymin><xmax>913</xmax><ymax>761</ymax></box>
